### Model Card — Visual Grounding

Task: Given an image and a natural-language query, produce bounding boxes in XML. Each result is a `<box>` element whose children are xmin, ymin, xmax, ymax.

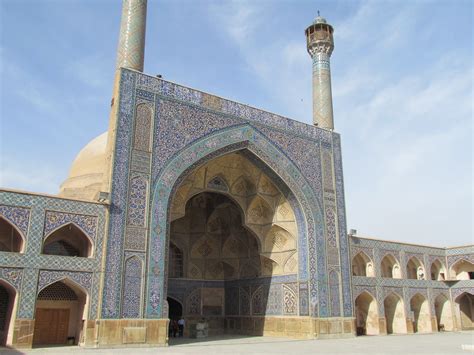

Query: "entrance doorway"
<box><xmin>33</xmin><ymin>280</ymin><xmax>88</xmax><ymax>346</ymax></box>
<box><xmin>0</xmin><ymin>281</ymin><xmax>16</xmax><ymax>346</ymax></box>
<box><xmin>167</xmin><ymin>297</ymin><xmax>183</xmax><ymax>320</ymax></box>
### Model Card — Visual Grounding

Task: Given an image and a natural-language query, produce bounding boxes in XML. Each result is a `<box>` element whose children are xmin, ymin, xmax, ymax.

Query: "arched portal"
<box><xmin>430</xmin><ymin>259</ymin><xmax>446</xmax><ymax>280</ymax></box>
<box><xmin>434</xmin><ymin>294</ymin><xmax>453</xmax><ymax>331</ymax></box>
<box><xmin>410</xmin><ymin>293</ymin><xmax>432</xmax><ymax>333</ymax></box>
<box><xmin>352</xmin><ymin>252</ymin><xmax>374</xmax><ymax>277</ymax></box>
<box><xmin>455</xmin><ymin>293</ymin><xmax>474</xmax><ymax>330</ymax></box>
<box><xmin>167</xmin><ymin>297</ymin><xmax>183</xmax><ymax>321</ymax></box>
<box><xmin>166</xmin><ymin>150</ymin><xmax>300</xmax><ymax>337</ymax></box>
<box><xmin>380</xmin><ymin>254</ymin><xmax>401</xmax><ymax>279</ymax></box>
<box><xmin>0</xmin><ymin>217</ymin><xmax>24</xmax><ymax>253</ymax></box>
<box><xmin>384</xmin><ymin>293</ymin><xmax>407</xmax><ymax>334</ymax></box>
<box><xmin>0</xmin><ymin>281</ymin><xmax>17</xmax><ymax>346</ymax></box>
<box><xmin>42</xmin><ymin>224</ymin><xmax>93</xmax><ymax>258</ymax></box>
<box><xmin>407</xmin><ymin>257</ymin><xmax>425</xmax><ymax>280</ymax></box>
<box><xmin>354</xmin><ymin>292</ymin><xmax>379</xmax><ymax>335</ymax></box>
<box><xmin>33</xmin><ymin>280</ymin><xmax>88</xmax><ymax>346</ymax></box>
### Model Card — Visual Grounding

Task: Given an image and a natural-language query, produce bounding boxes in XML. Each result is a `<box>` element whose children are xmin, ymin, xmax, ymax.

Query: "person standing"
<box><xmin>178</xmin><ymin>317</ymin><xmax>185</xmax><ymax>337</ymax></box>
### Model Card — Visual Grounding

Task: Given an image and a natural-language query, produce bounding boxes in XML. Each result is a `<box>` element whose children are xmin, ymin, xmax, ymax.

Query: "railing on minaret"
<box><xmin>305</xmin><ymin>14</ymin><xmax>335</xmax><ymax>130</ymax></box>
<box><xmin>116</xmin><ymin>0</ymin><xmax>147</xmax><ymax>71</ymax></box>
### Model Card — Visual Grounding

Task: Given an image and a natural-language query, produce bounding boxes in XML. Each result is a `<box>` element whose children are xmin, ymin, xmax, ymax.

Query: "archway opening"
<box><xmin>455</xmin><ymin>293</ymin><xmax>474</xmax><ymax>330</ymax></box>
<box><xmin>42</xmin><ymin>224</ymin><xmax>93</xmax><ymax>258</ymax></box>
<box><xmin>406</xmin><ymin>257</ymin><xmax>425</xmax><ymax>280</ymax></box>
<box><xmin>434</xmin><ymin>294</ymin><xmax>453</xmax><ymax>331</ymax></box>
<box><xmin>380</xmin><ymin>254</ymin><xmax>401</xmax><ymax>279</ymax></box>
<box><xmin>431</xmin><ymin>259</ymin><xmax>446</xmax><ymax>280</ymax></box>
<box><xmin>355</xmin><ymin>292</ymin><xmax>379</xmax><ymax>335</ymax></box>
<box><xmin>410</xmin><ymin>293</ymin><xmax>432</xmax><ymax>333</ymax></box>
<box><xmin>450</xmin><ymin>260</ymin><xmax>474</xmax><ymax>280</ymax></box>
<box><xmin>0</xmin><ymin>217</ymin><xmax>24</xmax><ymax>253</ymax></box>
<box><xmin>33</xmin><ymin>280</ymin><xmax>88</xmax><ymax>346</ymax></box>
<box><xmin>352</xmin><ymin>252</ymin><xmax>374</xmax><ymax>277</ymax></box>
<box><xmin>0</xmin><ymin>281</ymin><xmax>17</xmax><ymax>346</ymax></box>
<box><xmin>384</xmin><ymin>293</ymin><xmax>407</xmax><ymax>334</ymax></box>
<box><xmin>166</xmin><ymin>151</ymin><xmax>300</xmax><ymax>339</ymax></box>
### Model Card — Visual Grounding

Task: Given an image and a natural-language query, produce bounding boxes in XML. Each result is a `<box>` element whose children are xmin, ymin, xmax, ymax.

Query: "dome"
<box><xmin>313</xmin><ymin>15</ymin><xmax>327</xmax><ymax>24</ymax></box>
<box><xmin>59</xmin><ymin>132</ymin><xmax>108</xmax><ymax>201</ymax></box>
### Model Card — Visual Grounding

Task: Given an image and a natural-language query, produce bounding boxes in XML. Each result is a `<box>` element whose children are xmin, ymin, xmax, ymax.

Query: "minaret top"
<box><xmin>305</xmin><ymin>13</ymin><xmax>334</xmax><ymax>57</ymax></box>
<box><xmin>313</xmin><ymin>10</ymin><xmax>328</xmax><ymax>24</ymax></box>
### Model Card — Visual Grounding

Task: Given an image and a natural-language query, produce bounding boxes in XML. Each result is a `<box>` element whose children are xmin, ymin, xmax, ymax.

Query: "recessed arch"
<box><xmin>384</xmin><ymin>292</ymin><xmax>407</xmax><ymax>334</ymax></box>
<box><xmin>455</xmin><ymin>292</ymin><xmax>474</xmax><ymax>330</ymax></box>
<box><xmin>42</xmin><ymin>223</ymin><xmax>93</xmax><ymax>258</ymax></box>
<box><xmin>380</xmin><ymin>254</ymin><xmax>401</xmax><ymax>278</ymax></box>
<box><xmin>0</xmin><ymin>280</ymin><xmax>18</xmax><ymax>346</ymax></box>
<box><xmin>147</xmin><ymin>125</ymin><xmax>320</xmax><ymax>320</ymax></box>
<box><xmin>450</xmin><ymin>259</ymin><xmax>474</xmax><ymax>280</ymax></box>
<box><xmin>430</xmin><ymin>259</ymin><xmax>446</xmax><ymax>280</ymax></box>
<box><xmin>410</xmin><ymin>293</ymin><xmax>432</xmax><ymax>333</ymax></box>
<box><xmin>406</xmin><ymin>257</ymin><xmax>426</xmax><ymax>280</ymax></box>
<box><xmin>352</xmin><ymin>251</ymin><xmax>374</xmax><ymax>277</ymax></box>
<box><xmin>434</xmin><ymin>293</ymin><xmax>454</xmax><ymax>331</ymax></box>
<box><xmin>169</xmin><ymin>242</ymin><xmax>184</xmax><ymax>278</ymax></box>
<box><xmin>0</xmin><ymin>216</ymin><xmax>25</xmax><ymax>253</ymax></box>
<box><xmin>33</xmin><ymin>279</ymin><xmax>89</xmax><ymax>346</ymax></box>
<box><xmin>355</xmin><ymin>291</ymin><xmax>379</xmax><ymax>335</ymax></box>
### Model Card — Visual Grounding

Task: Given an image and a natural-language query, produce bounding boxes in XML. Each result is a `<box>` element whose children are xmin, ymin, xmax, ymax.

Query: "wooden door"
<box><xmin>33</xmin><ymin>308</ymin><xmax>69</xmax><ymax>345</ymax></box>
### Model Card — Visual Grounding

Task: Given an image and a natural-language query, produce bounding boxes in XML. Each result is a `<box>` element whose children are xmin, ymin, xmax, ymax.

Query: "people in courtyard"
<box><xmin>178</xmin><ymin>317</ymin><xmax>185</xmax><ymax>337</ymax></box>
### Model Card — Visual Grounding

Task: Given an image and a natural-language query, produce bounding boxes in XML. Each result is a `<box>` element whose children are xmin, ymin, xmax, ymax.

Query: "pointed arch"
<box><xmin>434</xmin><ymin>293</ymin><xmax>454</xmax><ymax>331</ymax></box>
<box><xmin>42</xmin><ymin>223</ymin><xmax>93</xmax><ymax>258</ymax></box>
<box><xmin>0</xmin><ymin>280</ymin><xmax>17</xmax><ymax>346</ymax></box>
<box><xmin>121</xmin><ymin>255</ymin><xmax>144</xmax><ymax>318</ymax></box>
<box><xmin>147</xmin><ymin>125</ymin><xmax>319</xmax><ymax>318</ymax></box>
<box><xmin>34</xmin><ymin>279</ymin><xmax>88</xmax><ymax>346</ymax></box>
<box><xmin>450</xmin><ymin>259</ymin><xmax>474</xmax><ymax>280</ymax></box>
<box><xmin>410</xmin><ymin>293</ymin><xmax>432</xmax><ymax>333</ymax></box>
<box><xmin>352</xmin><ymin>251</ymin><xmax>374</xmax><ymax>277</ymax></box>
<box><xmin>384</xmin><ymin>292</ymin><xmax>407</xmax><ymax>334</ymax></box>
<box><xmin>380</xmin><ymin>254</ymin><xmax>401</xmax><ymax>279</ymax></box>
<box><xmin>406</xmin><ymin>256</ymin><xmax>426</xmax><ymax>280</ymax></box>
<box><xmin>0</xmin><ymin>216</ymin><xmax>25</xmax><ymax>253</ymax></box>
<box><xmin>455</xmin><ymin>292</ymin><xmax>474</xmax><ymax>330</ymax></box>
<box><xmin>430</xmin><ymin>259</ymin><xmax>446</xmax><ymax>280</ymax></box>
<box><xmin>355</xmin><ymin>291</ymin><xmax>379</xmax><ymax>335</ymax></box>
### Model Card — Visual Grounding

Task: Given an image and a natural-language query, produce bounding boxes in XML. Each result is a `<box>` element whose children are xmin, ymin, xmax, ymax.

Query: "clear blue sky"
<box><xmin>0</xmin><ymin>0</ymin><xmax>472</xmax><ymax>247</ymax></box>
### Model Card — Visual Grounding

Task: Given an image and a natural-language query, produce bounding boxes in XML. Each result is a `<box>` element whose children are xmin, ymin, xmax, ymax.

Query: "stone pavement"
<box><xmin>1</xmin><ymin>332</ymin><xmax>473</xmax><ymax>355</ymax></box>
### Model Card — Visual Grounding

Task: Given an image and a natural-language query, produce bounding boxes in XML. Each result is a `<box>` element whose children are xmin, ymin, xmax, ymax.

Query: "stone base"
<box><xmin>10</xmin><ymin>319</ymin><xmax>35</xmax><ymax>349</ymax></box>
<box><xmin>406</xmin><ymin>319</ymin><xmax>414</xmax><ymax>334</ymax></box>
<box><xmin>431</xmin><ymin>316</ymin><xmax>438</xmax><ymax>332</ymax></box>
<box><xmin>378</xmin><ymin>317</ymin><xmax>387</xmax><ymax>335</ymax></box>
<box><xmin>85</xmin><ymin>319</ymin><xmax>169</xmax><ymax>348</ymax></box>
<box><xmin>225</xmin><ymin>316</ymin><xmax>356</xmax><ymax>339</ymax></box>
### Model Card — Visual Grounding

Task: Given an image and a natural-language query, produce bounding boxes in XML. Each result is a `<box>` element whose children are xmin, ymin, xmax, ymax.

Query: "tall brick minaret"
<box><xmin>305</xmin><ymin>13</ymin><xmax>335</xmax><ymax>130</ymax></box>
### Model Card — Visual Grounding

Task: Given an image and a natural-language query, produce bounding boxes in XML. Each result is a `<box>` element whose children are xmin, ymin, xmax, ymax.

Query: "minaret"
<box><xmin>102</xmin><ymin>0</ymin><xmax>148</xmax><ymax>195</ymax></box>
<box><xmin>305</xmin><ymin>13</ymin><xmax>335</xmax><ymax>130</ymax></box>
<box><xmin>116</xmin><ymin>0</ymin><xmax>147</xmax><ymax>71</ymax></box>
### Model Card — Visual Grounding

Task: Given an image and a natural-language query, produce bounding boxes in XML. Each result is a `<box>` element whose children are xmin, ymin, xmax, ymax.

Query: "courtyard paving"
<box><xmin>1</xmin><ymin>331</ymin><xmax>473</xmax><ymax>355</ymax></box>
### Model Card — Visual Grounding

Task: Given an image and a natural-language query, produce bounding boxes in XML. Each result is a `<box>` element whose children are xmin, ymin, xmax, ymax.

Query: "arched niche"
<box><xmin>352</xmin><ymin>252</ymin><xmax>374</xmax><ymax>277</ymax></box>
<box><xmin>430</xmin><ymin>259</ymin><xmax>446</xmax><ymax>280</ymax></box>
<box><xmin>169</xmin><ymin>242</ymin><xmax>184</xmax><ymax>278</ymax></box>
<box><xmin>450</xmin><ymin>259</ymin><xmax>474</xmax><ymax>280</ymax></box>
<box><xmin>42</xmin><ymin>223</ymin><xmax>93</xmax><ymax>258</ymax></box>
<box><xmin>0</xmin><ymin>217</ymin><xmax>25</xmax><ymax>253</ymax></box>
<box><xmin>0</xmin><ymin>280</ymin><xmax>18</xmax><ymax>346</ymax></box>
<box><xmin>33</xmin><ymin>279</ymin><xmax>89</xmax><ymax>346</ymax></box>
<box><xmin>380</xmin><ymin>254</ymin><xmax>401</xmax><ymax>279</ymax></box>
<box><xmin>455</xmin><ymin>292</ymin><xmax>474</xmax><ymax>330</ymax></box>
<box><xmin>355</xmin><ymin>291</ymin><xmax>379</xmax><ymax>335</ymax></box>
<box><xmin>406</xmin><ymin>257</ymin><xmax>425</xmax><ymax>280</ymax></box>
<box><xmin>434</xmin><ymin>294</ymin><xmax>454</xmax><ymax>331</ymax></box>
<box><xmin>384</xmin><ymin>293</ymin><xmax>407</xmax><ymax>334</ymax></box>
<box><xmin>410</xmin><ymin>293</ymin><xmax>432</xmax><ymax>333</ymax></box>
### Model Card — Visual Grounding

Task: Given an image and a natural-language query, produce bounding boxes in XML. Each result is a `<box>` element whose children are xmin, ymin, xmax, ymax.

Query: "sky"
<box><xmin>0</xmin><ymin>0</ymin><xmax>472</xmax><ymax>247</ymax></box>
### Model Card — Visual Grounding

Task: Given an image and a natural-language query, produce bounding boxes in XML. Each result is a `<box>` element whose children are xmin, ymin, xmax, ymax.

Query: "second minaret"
<box><xmin>305</xmin><ymin>14</ymin><xmax>335</xmax><ymax>130</ymax></box>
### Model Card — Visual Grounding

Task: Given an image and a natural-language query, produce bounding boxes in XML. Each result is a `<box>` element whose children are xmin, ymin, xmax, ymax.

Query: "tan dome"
<box><xmin>59</xmin><ymin>132</ymin><xmax>108</xmax><ymax>201</ymax></box>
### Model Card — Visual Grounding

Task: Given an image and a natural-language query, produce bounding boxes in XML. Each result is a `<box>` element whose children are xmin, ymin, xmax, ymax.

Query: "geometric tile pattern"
<box><xmin>102</xmin><ymin>69</ymin><xmax>354</xmax><ymax>320</ymax></box>
<box><xmin>0</xmin><ymin>190</ymin><xmax>106</xmax><ymax>320</ymax></box>
<box><xmin>43</xmin><ymin>210</ymin><xmax>98</xmax><ymax>241</ymax></box>
<box><xmin>0</xmin><ymin>205</ymin><xmax>30</xmax><ymax>239</ymax></box>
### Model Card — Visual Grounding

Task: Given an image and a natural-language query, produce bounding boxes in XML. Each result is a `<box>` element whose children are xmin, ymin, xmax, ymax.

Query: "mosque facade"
<box><xmin>0</xmin><ymin>0</ymin><xmax>472</xmax><ymax>349</ymax></box>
